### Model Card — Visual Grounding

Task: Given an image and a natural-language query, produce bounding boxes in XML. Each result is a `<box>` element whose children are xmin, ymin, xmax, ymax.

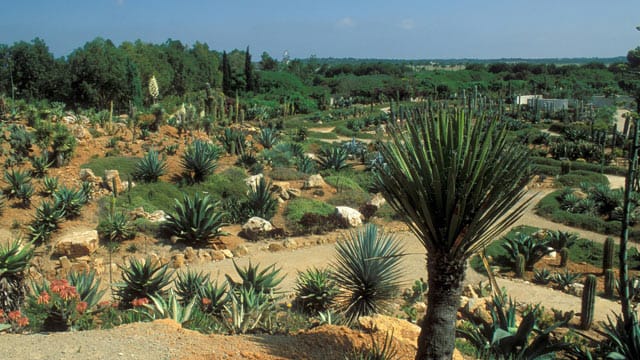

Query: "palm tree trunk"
<box><xmin>416</xmin><ymin>254</ymin><xmax>466</xmax><ymax>360</ymax></box>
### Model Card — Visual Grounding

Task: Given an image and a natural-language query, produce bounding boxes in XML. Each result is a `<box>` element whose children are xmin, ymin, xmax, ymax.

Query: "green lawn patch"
<box><xmin>81</xmin><ymin>156</ymin><xmax>139</xmax><ymax>179</ymax></box>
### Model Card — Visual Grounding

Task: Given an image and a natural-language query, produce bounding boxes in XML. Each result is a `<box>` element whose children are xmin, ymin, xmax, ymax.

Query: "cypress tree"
<box><xmin>222</xmin><ymin>51</ymin><xmax>231</xmax><ymax>96</ymax></box>
<box><xmin>244</xmin><ymin>46</ymin><xmax>253</xmax><ymax>93</ymax></box>
<box><xmin>125</xmin><ymin>59</ymin><xmax>143</xmax><ymax>108</ymax></box>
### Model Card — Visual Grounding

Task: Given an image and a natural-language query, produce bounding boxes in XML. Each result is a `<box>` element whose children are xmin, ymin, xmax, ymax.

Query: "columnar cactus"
<box><xmin>580</xmin><ymin>274</ymin><xmax>597</xmax><ymax>330</ymax></box>
<box><xmin>603</xmin><ymin>237</ymin><xmax>615</xmax><ymax>271</ymax></box>
<box><xmin>605</xmin><ymin>268</ymin><xmax>616</xmax><ymax>298</ymax></box>
<box><xmin>515</xmin><ymin>253</ymin><xmax>525</xmax><ymax>278</ymax></box>
<box><xmin>559</xmin><ymin>247</ymin><xmax>569</xmax><ymax>267</ymax></box>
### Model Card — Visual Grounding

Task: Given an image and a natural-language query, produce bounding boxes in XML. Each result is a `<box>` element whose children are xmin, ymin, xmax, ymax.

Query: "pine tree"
<box><xmin>222</xmin><ymin>51</ymin><xmax>231</xmax><ymax>96</ymax></box>
<box><xmin>244</xmin><ymin>46</ymin><xmax>253</xmax><ymax>93</ymax></box>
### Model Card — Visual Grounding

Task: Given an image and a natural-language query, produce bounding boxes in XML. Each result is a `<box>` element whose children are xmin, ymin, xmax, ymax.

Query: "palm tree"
<box><xmin>375</xmin><ymin>106</ymin><xmax>531</xmax><ymax>359</ymax></box>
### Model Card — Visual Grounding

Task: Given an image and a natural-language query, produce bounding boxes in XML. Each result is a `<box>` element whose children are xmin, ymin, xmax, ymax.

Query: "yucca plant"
<box><xmin>256</xmin><ymin>127</ymin><xmax>280</xmax><ymax>149</ymax></box>
<box><xmin>294</xmin><ymin>267</ymin><xmax>339</xmax><ymax>314</ymax></box>
<box><xmin>331</xmin><ymin>224</ymin><xmax>404</xmax><ymax>324</ymax></box>
<box><xmin>29</xmin><ymin>200</ymin><xmax>65</xmax><ymax>244</ymax></box>
<box><xmin>97</xmin><ymin>212</ymin><xmax>135</xmax><ymax>242</ymax></box>
<box><xmin>4</xmin><ymin>168</ymin><xmax>32</xmax><ymax>199</ymax></box>
<box><xmin>30</xmin><ymin>151</ymin><xmax>53</xmax><ymax>178</ymax></box>
<box><xmin>236</xmin><ymin>151</ymin><xmax>258</xmax><ymax>169</ymax></box>
<box><xmin>181</xmin><ymin>140</ymin><xmax>221</xmax><ymax>183</ymax></box>
<box><xmin>133</xmin><ymin>149</ymin><xmax>167</xmax><ymax>183</ymax></box>
<box><xmin>175</xmin><ymin>270</ymin><xmax>210</xmax><ymax>306</ymax></box>
<box><xmin>374</xmin><ymin>107</ymin><xmax>531</xmax><ymax>358</ymax></box>
<box><xmin>602</xmin><ymin>313</ymin><xmax>640</xmax><ymax>359</ymax></box>
<box><xmin>53</xmin><ymin>185</ymin><xmax>88</xmax><ymax>219</ymax></box>
<box><xmin>226</xmin><ymin>261</ymin><xmax>284</xmax><ymax>296</ymax></box>
<box><xmin>198</xmin><ymin>279</ymin><xmax>229</xmax><ymax>315</ymax></box>
<box><xmin>67</xmin><ymin>270</ymin><xmax>106</xmax><ymax>310</ymax></box>
<box><xmin>114</xmin><ymin>257</ymin><xmax>173</xmax><ymax>309</ymax></box>
<box><xmin>317</xmin><ymin>146</ymin><xmax>350</xmax><ymax>171</ymax></box>
<box><xmin>0</xmin><ymin>239</ymin><xmax>34</xmax><ymax>312</ymax></box>
<box><xmin>41</xmin><ymin>175</ymin><xmax>59</xmax><ymax>196</ymax></box>
<box><xmin>296</xmin><ymin>156</ymin><xmax>316</xmax><ymax>174</ymax></box>
<box><xmin>164</xmin><ymin>192</ymin><xmax>228</xmax><ymax>244</ymax></box>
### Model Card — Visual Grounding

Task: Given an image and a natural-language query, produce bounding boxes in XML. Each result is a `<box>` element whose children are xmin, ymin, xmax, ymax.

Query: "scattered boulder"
<box><xmin>54</xmin><ymin>230</ymin><xmax>99</xmax><ymax>258</ymax></box>
<box><xmin>334</xmin><ymin>206</ymin><xmax>364</xmax><ymax>227</ymax></box>
<box><xmin>232</xmin><ymin>245</ymin><xmax>249</xmax><ymax>257</ymax></box>
<box><xmin>567</xmin><ymin>283</ymin><xmax>584</xmax><ymax>297</ymax></box>
<box><xmin>303</xmin><ymin>174</ymin><xmax>326</xmax><ymax>189</ymax></box>
<box><xmin>221</xmin><ymin>249</ymin><xmax>234</xmax><ymax>259</ymax></box>
<box><xmin>171</xmin><ymin>253</ymin><xmax>185</xmax><ymax>269</ymax></box>
<box><xmin>72</xmin><ymin>124</ymin><xmax>92</xmax><ymax>141</ymax></box>
<box><xmin>283</xmin><ymin>238</ymin><xmax>298</xmax><ymax>249</ymax></box>
<box><xmin>287</xmin><ymin>188</ymin><xmax>302</xmax><ymax>198</ymax></box>
<box><xmin>272</xmin><ymin>182</ymin><xmax>292</xmax><ymax>201</ymax></box>
<box><xmin>268</xmin><ymin>243</ymin><xmax>285</xmax><ymax>252</ymax></box>
<box><xmin>241</xmin><ymin>217</ymin><xmax>274</xmax><ymax>241</ymax></box>
<box><xmin>184</xmin><ymin>247</ymin><xmax>197</xmax><ymax>261</ymax></box>
<box><xmin>79</xmin><ymin>168</ymin><xmax>101</xmax><ymax>184</ymax></box>
<box><xmin>58</xmin><ymin>256</ymin><xmax>72</xmax><ymax>272</ymax></box>
<box><xmin>211</xmin><ymin>250</ymin><xmax>226</xmax><ymax>261</ymax></box>
<box><xmin>244</xmin><ymin>174</ymin><xmax>264</xmax><ymax>192</ymax></box>
<box><xmin>366</xmin><ymin>193</ymin><xmax>386</xmax><ymax>209</ymax></box>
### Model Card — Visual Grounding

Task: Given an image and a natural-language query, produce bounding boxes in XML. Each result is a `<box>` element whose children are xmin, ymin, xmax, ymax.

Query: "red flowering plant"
<box><xmin>26</xmin><ymin>278</ymin><xmax>94</xmax><ymax>331</ymax></box>
<box><xmin>0</xmin><ymin>309</ymin><xmax>30</xmax><ymax>333</ymax></box>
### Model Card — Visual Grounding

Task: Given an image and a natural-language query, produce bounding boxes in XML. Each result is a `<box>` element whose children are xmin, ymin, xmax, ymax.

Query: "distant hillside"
<box><xmin>302</xmin><ymin>56</ymin><xmax>627</xmax><ymax>66</ymax></box>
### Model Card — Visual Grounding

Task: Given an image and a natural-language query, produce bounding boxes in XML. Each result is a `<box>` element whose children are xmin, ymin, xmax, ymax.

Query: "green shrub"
<box><xmin>81</xmin><ymin>156</ymin><xmax>138</xmax><ymax>179</ymax></box>
<box><xmin>181</xmin><ymin>140</ymin><xmax>221</xmax><ymax>183</ymax></box>
<box><xmin>324</xmin><ymin>175</ymin><xmax>364</xmax><ymax>192</ymax></box>
<box><xmin>285</xmin><ymin>198</ymin><xmax>335</xmax><ymax>225</ymax></box>
<box><xmin>556</xmin><ymin>170</ymin><xmax>609</xmax><ymax>187</ymax></box>
<box><xmin>269</xmin><ymin>167</ymin><xmax>306</xmax><ymax>181</ymax></box>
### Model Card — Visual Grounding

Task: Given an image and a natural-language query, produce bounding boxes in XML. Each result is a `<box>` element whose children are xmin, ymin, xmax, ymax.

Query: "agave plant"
<box><xmin>174</xmin><ymin>270</ymin><xmax>210</xmax><ymax>306</ymax></box>
<box><xmin>602</xmin><ymin>313</ymin><xmax>640</xmax><ymax>359</ymax></box>
<box><xmin>114</xmin><ymin>257</ymin><xmax>173</xmax><ymax>309</ymax></box>
<box><xmin>533</xmin><ymin>268</ymin><xmax>552</xmax><ymax>285</ymax></box>
<box><xmin>552</xmin><ymin>269</ymin><xmax>582</xmax><ymax>288</ymax></box>
<box><xmin>331</xmin><ymin>224</ymin><xmax>404</xmax><ymax>324</ymax></box>
<box><xmin>133</xmin><ymin>149</ymin><xmax>167</xmax><ymax>183</ymax></box>
<box><xmin>29</xmin><ymin>200</ymin><xmax>65</xmax><ymax>244</ymax></box>
<box><xmin>235</xmin><ymin>151</ymin><xmax>258</xmax><ymax>169</ymax></box>
<box><xmin>457</xmin><ymin>293</ymin><xmax>572</xmax><ymax>359</ymax></box>
<box><xmin>294</xmin><ymin>267</ymin><xmax>339</xmax><ymax>314</ymax></box>
<box><xmin>164</xmin><ymin>192</ymin><xmax>228</xmax><ymax>244</ymax></box>
<box><xmin>146</xmin><ymin>290</ymin><xmax>196</xmax><ymax>325</ymax></box>
<box><xmin>181</xmin><ymin>140</ymin><xmax>221</xmax><ymax>183</ymax></box>
<box><xmin>296</xmin><ymin>156</ymin><xmax>316</xmax><ymax>175</ymax></box>
<box><xmin>256</xmin><ymin>127</ymin><xmax>280</xmax><ymax>149</ymax></box>
<box><xmin>222</xmin><ymin>285</ymin><xmax>272</xmax><ymax>334</ymax></box>
<box><xmin>16</xmin><ymin>182</ymin><xmax>34</xmax><ymax>208</ymax></box>
<box><xmin>198</xmin><ymin>279</ymin><xmax>229</xmax><ymax>315</ymax></box>
<box><xmin>501</xmin><ymin>233</ymin><xmax>553</xmax><ymax>271</ymax></box>
<box><xmin>41</xmin><ymin>175</ymin><xmax>59</xmax><ymax>196</ymax></box>
<box><xmin>53</xmin><ymin>185</ymin><xmax>88</xmax><ymax>219</ymax></box>
<box><xmin>30</xmin><ymin>151</ymin><xmax>53</xmax><ymax>178</ymax></box>
<box><xmin>226</xmin><ymin>261</ymin><xmax>284</xmax><ymax>295</ymax></box>
<box><xmin>317</xmin><ymin>146</ymin><xmax>350</xmax><ymax>171</ymax></box>
<box><xmin>0</xmin><ymin>239</ymin><xmax>34</xmax><ymax>312</ymax></box>
<box><xmin>67</xmin><ymin>270</ymin><xmax>106</xmax><ymax>310</ymax></box>
<box><xmin>545</xmin><ymin>230</ymin><xmax>578</xmax><ymax>251</ymax></box>
<box><xmin>97</xmin><ymin>212</ymin><xmax>135</xmax><ymax>242</ymax></box>
<box><xmin>3</xmin><ymin>168</ymin><xmax>32</xmax><ymax>199</ymax></box>
<box><xmin>243</xmin><ymin>177</ymin><xmax>278</xmax><ymax>221</ymax></box>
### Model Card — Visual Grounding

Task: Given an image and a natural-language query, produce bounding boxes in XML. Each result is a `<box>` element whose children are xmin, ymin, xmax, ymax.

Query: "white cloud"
<box><xmin>336</xmin><ymin>17</ymin><xmax>356</xmax><ymax>28</ymax></box>
<box><xmin>399</xmin><ymin>19</ymin><xmax>415</xmax><ymax>30</ymax></box>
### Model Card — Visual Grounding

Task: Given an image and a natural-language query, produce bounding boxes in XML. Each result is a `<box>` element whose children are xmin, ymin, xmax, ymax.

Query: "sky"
<box><xmin>1</xmin><ymin>0</ymin><xmax>639</xmax><ymax>60</ymax></box>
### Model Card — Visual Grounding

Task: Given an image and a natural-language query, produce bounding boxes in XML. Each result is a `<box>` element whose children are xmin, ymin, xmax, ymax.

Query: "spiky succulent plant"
<box><xmin>133</xmin><ymin>149</ymin><xmax>166</xmax><ymax>183</ymax></box>
<box><xmin>0</xmin><ymin>239</ymin><xmax>34</xmax><ymax>312</ymax></box>
<box><xmin>181</xmin><ymin>140</ymin><xmax>221</xmax><ymax>183</ymax></box>
<box><xmin>164</xmin><ymin>192</ymin><xmax>228</xmax><ymax>244</ymax></box>
<box><xmin>114</xmin><ymin>257</ymin><xmax>172</xmax><ymax>309</ymax></box>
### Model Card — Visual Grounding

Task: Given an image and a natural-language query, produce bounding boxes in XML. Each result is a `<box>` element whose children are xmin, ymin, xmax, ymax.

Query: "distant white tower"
<box><xmin>282</xmin><ymin>50</ymin><xmax>290</xmax><ymax>66</ymax></box>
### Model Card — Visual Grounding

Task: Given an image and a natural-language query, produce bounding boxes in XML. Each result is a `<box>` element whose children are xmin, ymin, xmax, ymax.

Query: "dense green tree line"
<box><xmin>0</xmin><ymin>37</ymin><xmax>635</xmax><ymax>114</ymax></box>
